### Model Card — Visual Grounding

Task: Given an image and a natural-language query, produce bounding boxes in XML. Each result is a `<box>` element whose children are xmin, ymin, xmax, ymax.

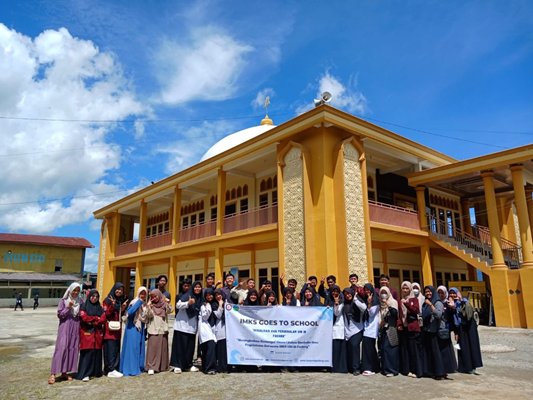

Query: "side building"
<box><xmin>93</xmin><ymin>105</ymin><xmax>533</xmax><ymax>328</ymax></box>
<box><xmin>0</xmin><ymin>233</ymin><xmax>94</xmax><ymax>307</ymax></box>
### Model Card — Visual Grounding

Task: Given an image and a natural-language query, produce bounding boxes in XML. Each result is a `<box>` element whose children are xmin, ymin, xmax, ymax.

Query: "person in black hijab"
<box><xmin>343</xmin><ymin>287</ymin><xmax>367</xmax><ymax>375</ymax></box>
<box><xmin>170</xmin><ymin>281</ymin><xmax>203</xmax><ymax>373</ymax></box>
<box><xmin>213</xmin><ymin>288</ymin><xmax>228</xmax><ymax>373</ymax></box>
<box><xmin>362</xmin><ymin>283</ymin><xmax>381</xmax><ymax>375</ymax></box>
<box><xmin>77</xmin><ymin>290</ymin><xmax>106</xmax><ymax>381</ymax></box>
<box><xmin>102</xmin><ymin>282</ymin><xmax>127</xmax><ymax>377</ymax></box>
<box><xmin>243</xmin><ymin>289</ymin><xmax>260</xmax><ymax>306</ymax></box>
<box><xmin>302</xmin><ymin>286</ymin><xmax>322</xmax><ymax>306</ymax></box>
<box><xmin>282</xmin><ymin>287</ymin><xmax>298</xmax><ymax>306</ymax></box>
<box><xmin>263</xmin><ymin>290</ymin><xmax>278</xmax><ymax>306</ymax></box>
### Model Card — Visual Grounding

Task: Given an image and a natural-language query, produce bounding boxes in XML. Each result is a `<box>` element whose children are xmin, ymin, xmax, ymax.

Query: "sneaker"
<box><xmin>190</xmin><ymin>366</ymin><xmax>199</xmax><ymax>372</ymax></box>
<box><xmin>82</xmin><ymin>377</ymin><xmax>90</xmax><ymax>382</ymax></box>
<box><xmin>362</xmin><ymin>370</ymin><xmax>375</xmax><ymax>376</ymax></box>
<box><xmin>107</xmin><ymin>370</ymin><xmax>123</xmax><ymax>378</ymax></box>
<box><xmin>386</xmin><ymin>373</ymin><xmax>394</xmax><ymax>377</ymax></box>
<box><xmin>148</xmin><ymin>370</ymin><xmax>154</xmax><ymax>375</ymax></box>
<box><xmin>407</xmin><ymin>372</ymin><xmax>415</xmax><ymax>378</ymax></box>
<box><xmin>207</xmin><ymin>370</ymin><xmax>216</xmax><ymax>375</ymax></box>
<box><xmin>353</xmin><ymin>371</ymin><xmax>361</xmax><ymax>376</ymax></box>
<box><xmin>174</xmin><ymin>368</ymin><xmax>182</xmax><ymax>374</ymax></box>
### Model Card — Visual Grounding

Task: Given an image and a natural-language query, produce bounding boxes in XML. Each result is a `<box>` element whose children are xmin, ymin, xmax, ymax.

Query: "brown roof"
<box><xmin>0</xmin><ymin>233</ymin><xmax>94</xmax><ymax>249</ymax></box>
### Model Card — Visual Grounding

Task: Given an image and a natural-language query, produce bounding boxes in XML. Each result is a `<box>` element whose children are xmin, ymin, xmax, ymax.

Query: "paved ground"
<box><xmin>0</xmin><ymin>307</ymin><xmax>532</xmax><ymax>400</ymax></box>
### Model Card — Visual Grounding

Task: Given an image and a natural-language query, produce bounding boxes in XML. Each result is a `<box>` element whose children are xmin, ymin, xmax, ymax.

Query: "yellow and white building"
<box><xmin>94</xmin><ymin>105</ymin><xmax>533</xmax><ymax>328</ymax></box>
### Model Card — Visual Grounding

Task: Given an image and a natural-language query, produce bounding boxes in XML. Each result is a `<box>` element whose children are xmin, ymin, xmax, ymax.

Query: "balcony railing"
<box><xmin>368</xmin><ymin>200</ymin><xmax>420</xmax><ymax>230</ymax></box>
<box><xmin>116</xmin><ymin>240</ymin><xmax>138</xmax><ymax>257</ymax></box>
<box><xmin>224</xmin><ymin>203</ymin><xmax>278</xmax><ymax>234</ymax></box>
<box><xmin>143</xmin><ymin>231</ymin><xmax>172</xmax><ymax>251</ymax></box>
<box><xmin>178</xmin><ymin>220</ymin><xmax>217</xmax><ymax>243</ymax></box>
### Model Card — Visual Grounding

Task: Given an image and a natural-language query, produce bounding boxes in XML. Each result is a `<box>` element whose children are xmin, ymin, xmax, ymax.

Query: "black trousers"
<box><xmin>200</xmin><ymin>340</ymin><xmax>217</xmax><ymax>374</ymax></box>
<box><xmin>216</xmin><ymin>339</ymin><xmax>228</xmax><ymax>373</ymax></box>
<box><xmin>407</xmin><ymin>331</ymin><xmax>424</xmax><ymax>377</ymax></box>
<box><xmin>14</xmin><ymin>301</ymin><xmax>23</xmax><ymax>311</ymax></box>
<box><xmin>346</xmin><ymin>330</ymin><xmax>363</xmax><ymax>373</ymax></box>
<box><xmin>77</xmin><ymin>349</ymin><xmax>103</xmax><ymax>379</ymax></box>
<box><xmin>361</xmin><ymin>336</ymin><xmax>380</xmax><ymax>373</ymax></box>
<box><xmin>170</xmin><ymin>330</ymin><xmax>196</xmax><ymax>370</ymax></box>
<box><xmin>332</xmin><ymin>339</ymin><xmax>348</xmax><ymax>373</ymax></box>
<box><xmin>33</xmin><ymin>302</ymin><xmax>39</xmax><ymax>310</ymax></box>
<box><xmin>103</xmin><ymin>339</ymin><xmax>121</xmax><ymax>373</ymax></box>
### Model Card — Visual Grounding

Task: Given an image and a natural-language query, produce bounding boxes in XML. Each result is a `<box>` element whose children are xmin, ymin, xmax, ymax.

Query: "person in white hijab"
<box><xmin>63</xmin><ymin>282</ymin><xmax>82</xmax><ymax>317</ymax></box>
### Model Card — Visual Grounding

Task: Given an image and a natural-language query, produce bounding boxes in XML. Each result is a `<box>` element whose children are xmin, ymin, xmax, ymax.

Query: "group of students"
<box><xmin>48</xmin><ymin>271</ymin><xmax>482</xmax><ymax>383</ymax></box>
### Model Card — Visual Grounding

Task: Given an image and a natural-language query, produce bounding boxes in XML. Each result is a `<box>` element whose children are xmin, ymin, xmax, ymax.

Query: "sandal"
<box><xmin>60</xmin><ymin>373</ymin><xmax>73</xmax><ymax>381</ymax></box>
<box><xmin>48</xmin><ymin>376</ymin><xmax>55</xmax><ymax>385</ymax></box>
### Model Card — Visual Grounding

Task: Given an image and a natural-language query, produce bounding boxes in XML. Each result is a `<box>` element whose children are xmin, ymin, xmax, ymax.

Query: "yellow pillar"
<box><xmin>216</xmin><ymin>169</ymin><xmax>226</xmax><ymax>236</ymax></box>
<box><xmin>203</xmin><ymin>256</ymin><xmax>208</xmax><ymax>284</ymax></box>
<box><xmin>420</xmin><ymin>243</ymin><xmax>433</xmax><ymax>287</ymax></box>
<box><xmin>481</xmin><ymin>171</ymin><xmax>506</xmax><ymax>268</ymax></box>
<box><xmin>360</xmin><ymin>145</ymin><xmax>374</xmax><ymax>284</ymax></box>
<box><xmin>172</xmin><ymin>187</ymin><xmax>182</xmax><ymax>245</ymax></box>
<box><xmin>510</xmin><ymin>165</ymin><xmax>533</xmax><ymax>267</ymax></box>
<box><xmin>138</xmin><ymin>200</ymin><xmax>147</xmax><ymax>252</ymax></box>
<box><xmin>135</xmin><ymin>261</ymin><xmax>143</xmax><ymax>292</ymax></box>
<box><xmin>526</xmin><ymin>189</ymin><xmax>533</xmax><ymax>232</ymax></box>
<box><xmin>488</xmin><ymin>269</ymin><xmax>516</xmax><ymax>327</ymax></box>
<box><xmin>102</xmin><ymin>212</ymin><xmax>120</xmax><ymax>297</ymax></box>
<box><xmin>168</xmin><ymin>256</ymin><xmax>177</xmax><ymax>313</ymax></box>
<box><xmin>415</xmin><ymin>186</ymin><xmax>427</xmax><ymax>230</ymax></box>
<box><xmin>215</xmin><ymin>247</ymin><xmax>224</xmax><ymax>283</ymax></box>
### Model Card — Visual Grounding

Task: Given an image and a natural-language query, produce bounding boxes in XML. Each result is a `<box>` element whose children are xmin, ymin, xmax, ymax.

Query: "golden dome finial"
<box><xmin>260</xmin><ymin>96</ymin><xmax>273</xmax><ymax>125</ymax></box>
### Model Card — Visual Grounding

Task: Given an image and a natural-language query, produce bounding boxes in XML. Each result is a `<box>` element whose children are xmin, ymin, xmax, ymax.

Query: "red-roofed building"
<box><xmin>1</xmin><ymin>233</ymin><xmax>94</xmax><ymax>307</ymax></box>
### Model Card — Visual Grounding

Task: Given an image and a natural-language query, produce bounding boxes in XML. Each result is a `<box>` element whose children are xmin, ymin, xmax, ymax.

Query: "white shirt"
<box><xmin>332</xmin><ymin>303</ymin><xmax>345</xmax><ymax>340</ymax></box>
<box><xmin>213</xmin><ymin>305</ymin><xmax>226</xmax><ymax>341</ymax></box>
<box><xmin>173</xmin><ymin>300</ymin><xmax>198</xmax><ymax>334</ymax></box>
<box><xmin>198</xmin><ymin>304</ymin><xmax>217</xmax><ymax>344</ymax></box>
<box><xmin>344</xmin><ymin>298</ymin><xmax>366</xmax><ymax>340</ymax></box>
<box><xmin>363</xmin><ymin>305</ymin><xmax>380</xmax><ymax>339</ymax></box>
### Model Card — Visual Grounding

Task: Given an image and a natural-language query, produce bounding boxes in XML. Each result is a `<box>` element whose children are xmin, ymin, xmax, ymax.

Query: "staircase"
<box><xmin>428</xmin><ymin>215</ymin><xmax>522</xmax><ymax>273</ymax></box>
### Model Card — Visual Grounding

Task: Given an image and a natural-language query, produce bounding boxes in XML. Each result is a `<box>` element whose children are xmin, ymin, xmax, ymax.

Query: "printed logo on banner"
<box><xmin>225</xmin><ymin>303</ymin><xmax>233</xmax><ymax>311</ymax></box>
<box><xmin>230</xmin><ymin>350</ymin><xmax>244</xmax><ymax>363</ymax></box>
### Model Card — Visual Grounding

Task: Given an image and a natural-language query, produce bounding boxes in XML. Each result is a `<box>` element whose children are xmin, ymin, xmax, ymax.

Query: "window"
<box><xmin>412</xmin><ymin>270</ymin><xmax>420</xmax><ymax>284</ymax></box>
<box><xmin>194</xmin><ymin>274</ymin><xmax>204</xmax><ymax>283</ymax></box>
<box><xmin>444</xmin><ymin>272</ymin><xmax>451</xmax><ymax>286</ymax></box>
<box><xmin>390</xmin><ymin>269</ymin><xmax>400</xmax><ymax>278</ymax></box>
<box><xmin>199</xmin><ymin>212</ymin><xmax>205</xmax><ymax>225</ymax></box>
<box><xmin>182</xmin><ymin>216</ymin><xmax>189</xmax><ymax>228</ymax></box>
<box><xmin>373</xmin><ymin>268</ymin><xmax>381</xmax><ymax>287</ymax></box>
<box><xmin>436</xmin><ymin>272</ymin><xmax>444</xmax><ymax>287</ymax></box>
<box><xmin>164</xmin><ymin>222</ymin><xmax>170</xmax><ymax>233</ymax></box>
<box><xmin>402</xmin><ymin>270</ymin><xmax>411</xmax><ymax>282</ymax></box>
<box><xmin>258</xmin><ymin>268</ymin><xmax>268</xmax><ymax>287</ymax></box>
<box><xmin>55</xmin><ymin>259</ymin><xmax>63</xmax><ymax>273</ymax></box>
<box><xmin>225</xmin><ymin>203</ymin><xmax>236</xmax><ymax>216</ymax></box>
<box><xmin>158</xmin><ymin>224</ymin><xmax>163</xmax><ymax>234</ymax></box>
<box><xmin>211</xmin><ymin>207</ymin><xmax>217</xmax><ymax>221</ymax></box>
<box><xmin>259</xmin><ymin>193</ymin><xmax>268</xmax><ymax>207</ymax></box>
<box><xmin>240</xmin><ymin>198</ymin><xmax>248</xmax><ymax>213</ymax></box>
<box><xmin>272</xmin><ymin>190</ymin><xmax>278</xmax><ymax>205</ymax></box>
<box><xmin>460</xmin><ymin>273</ymin><xmax>467</xmax><ymax>281</ymax></box>
<box><xmin>151</xmin><ymin>226</ymin><xmax>157</xmax><ymax>236</ymax></box>
<box><xmin>190</xmin><ymin>214</ymin><xmax>197</xmax><ymax>227</ymax></box>
<box><xmin>453</xmin><ymin>273</ymin><xmax>459</xmax><ymax>282</ymax></box>
<box><xmin>145</xmin><ymin>228</ymin><xmax>150</xmax><ymax>237</ymax></box>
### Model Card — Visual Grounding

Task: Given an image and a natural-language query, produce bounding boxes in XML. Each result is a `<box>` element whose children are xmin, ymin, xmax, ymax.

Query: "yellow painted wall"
<box><xmin>0</xmin><ymin>243</ymin><xmax>84</xmax><ymax>274</ymax></box>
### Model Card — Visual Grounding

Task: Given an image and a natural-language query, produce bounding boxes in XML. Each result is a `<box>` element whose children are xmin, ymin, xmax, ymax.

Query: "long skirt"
<box><xmin>145</xmin><ymin>333</ymin><xmax>169</xmax><ymax>372</ymax></box>
<box><xmin>438</xmin><ymin>335</ymin><xmax>457</xmax><ymax>374</ymax></box>
<box><xmin>77</xmin><ymin>349</ymin><xmax>103</xmax><ymax>379</ymax></box>
<box><xmin>170</xmin><ymin>330</ymin><xmax>196</xmax><ymax>370</ymax></box>
<box><xmin>398</xmin><ymin>329</ymin><xmax>410</xmax><ymax>375</ymax></box>
<box><xmin>361</xmin><ymin>336</ymin><xmax>380</xmax><ymax>373</ymax></box>
<box><xmin>456</xmin><ymin>321</ymin><xmax>483</xmax><ymax>373</ymax></box>
<box><xmin>332</xmin><ymin>339</ymin><xmax>348</xmax><ymax>373</ymax></box>
<box><xmin>423</xmin><ymin>331</ymin><xmax>446</xmax><ymax>377</ymax></box>
<box><xmin>380</xmin><ymin>330</ymin><xmax>399</xmax><ymax>376</ymax></box>
<box><xmin>120</xmin><ymin>324</ymin><xmax>145</xmax><ymax>376</ymax></box>
<box><xmin>216</xmin><ymin>339</ymin><xmax>228</xmax><ymax>373</ymax></box>
<box><xmin>200</xmin><ymin>340</ymin><xmax>217</xmax><ymax>374</ymax></box>
<box><xmin>103</xmin><ymin>339</ymin><xmax>121</xmax><ymax>374</ymax></box>
<box><xmin>407</xmin><ymin>331</ymin><xmax>423</xmax><ymax>377</ymax></box>
<box><xmin>346</xmin><ymin>331</ymin><xmax>363</xmax><ymax>374</ymax></box>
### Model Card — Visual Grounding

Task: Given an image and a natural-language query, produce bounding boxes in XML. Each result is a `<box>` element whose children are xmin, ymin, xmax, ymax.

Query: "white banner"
<box><xmin>224</xmin><ymin>304</ymin><xmax>333</xmax><ymax>367</ymax></box>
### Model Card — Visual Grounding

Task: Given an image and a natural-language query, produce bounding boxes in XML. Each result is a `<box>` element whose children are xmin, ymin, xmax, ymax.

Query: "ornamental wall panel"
<box><xmin>343</xmin><ymin>143</ymin><xmax>368</xmax><ymax>282</ymax></box>
<box><xmin>282</xmin><ymin>147</ymin><xmax>306</xmax><ymax>288</ymax></box>
<box><xmin>512</xmin><ymin>203</ymin><xmax>522</xmax><ymax>248</ymax></box>
<box><xmin>98</xmin><ymin>225</ymin><xmax>107</xmax><ymax>293</ymax></box>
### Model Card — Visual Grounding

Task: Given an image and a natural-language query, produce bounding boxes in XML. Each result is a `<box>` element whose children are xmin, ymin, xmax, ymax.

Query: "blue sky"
<box><xmin>0</xmin><ymin>1</ymin><xmax>532</xmax><ymax>271</ymax></box>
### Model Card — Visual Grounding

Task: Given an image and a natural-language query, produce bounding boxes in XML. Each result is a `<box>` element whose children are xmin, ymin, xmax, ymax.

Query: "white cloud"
<box><xmin>84</xmin><ymin>247</ymin><xmax>100</xmax><ymax>273</ymax></box>
<box><xmin>295</xmin><ymin>70</ymin><xmax>368</xmax><ymax>115</ymax></box>
<box><xmin>0</xmin><ymin>24</ymin><xmax>148</xmax><ymax>233</ymax></box>
<box><xmin>154</xmin><ymin>27</ymin><xmax>253</xmax><ymax>105</ymax></box>
<box><xmin>251</xmin><ymin>88</ymin><xmax>275</xmax><ymax>109</ymax></box>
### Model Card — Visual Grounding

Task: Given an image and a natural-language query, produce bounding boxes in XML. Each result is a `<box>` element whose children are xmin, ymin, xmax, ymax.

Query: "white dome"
<box><xmin>200</xmin><ymin>124</ymin><xmax>276</xmax><ymax>162</ymax></box>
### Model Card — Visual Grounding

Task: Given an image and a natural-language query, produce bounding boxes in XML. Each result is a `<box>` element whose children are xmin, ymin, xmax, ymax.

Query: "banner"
<box><xmin>225</xmin><ymin>304</ymin><xmax>333</xmax><ymax>367</ymax></box>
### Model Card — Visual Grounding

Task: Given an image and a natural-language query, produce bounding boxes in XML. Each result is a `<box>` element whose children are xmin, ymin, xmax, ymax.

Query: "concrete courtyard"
<box><xmin>0</xmin><ymin>307</ymin><xmax>532</xmax><ymax>400</ymax></box>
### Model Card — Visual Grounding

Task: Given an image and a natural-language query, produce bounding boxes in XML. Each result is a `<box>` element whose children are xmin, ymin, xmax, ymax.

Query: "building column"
<box><xmin>415</xmin><ymin>186</ymin><xmax>427</xmax><ymax>230</ymax></box>
<box><xmin>168</xmin><ymin>256</ymin><xmax>177</xmax><ymax>312</ymax></box>
<box><xmin>481</xmin><ymin>172</ymin><xmax>506</xmax><ymax>268</ymax></box>
<box><xmin>420</xmin><ymin>243</ymin><xmax>433</xmax><ymax>287</ymax></box>
<box><xmin>216</xmin><ymin>169</ymin><xmax>226</xmax><ymax>236</ymax></box>
<box><xmin>138</xmin><ymin>200</ymin><xmax>147</xmax><ymax>252</ymax></box>
<box><xmin>135</xmin><ymin>261</ymin><xmax>143</xmax><ymax>293</ymax></box>
<box><xmin>526</xmin><ymin>189</ymin><xmax>533</xmax><ymax>232</ymax></box>
<box><xmin>172</xmin><ymin>187</ymin><xmax>182</xmax><ymax>245</ymax></box>
<box><xmin>215</xmin><ymin>247</ymin><xmax>224</xmax><ymax>283</ymax></box>
<box><xmin>203</xmin><ymin>256</ymin><xmax>208</xmax><ymax>284</ymax></box>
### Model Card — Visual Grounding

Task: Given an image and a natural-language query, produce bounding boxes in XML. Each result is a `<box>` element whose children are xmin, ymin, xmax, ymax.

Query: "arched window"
<box><xmin>200</xmin><ymin>200</ymin><xmax>204</xmax><ymax>210</ymax></box>
<box><xmin>243</xmin><ymin>184</ymin><xmax>248</xmax><ymax>196</ymax></box>
<box><xmin>367</xmin><ymin>176</ymin><xmax>374</xmax><ymax>189</ymax></box>
<box><xmin>237</xmin><ymin>186</ymin><xmax>242</xmax><ymax>198</ymax></box>
<box><xmin>231</xmin><ymin>188</ymin><xmax>236</xmax><ymax>200</ymax></box>
<box><xmin>260</xmin><ymin>180</ymin><xmax>266</xmax><ymax>192</ymax></box>
<box><xmin>273</xmin><ymin>175</ymin><xmax>277</xmax><ymax>188</ymax></box>
<box><xmin>267</xmin><ymin>177</ymin><xmax>273</xmax><ymax>190</ymax></box>
<box><xmin>192</xmin><ymin>203</ymin><xmax>196</xmax><ymax>212</ymax></box>
<box><xmin>226</xmin><ymin>190</ymin><xmax>230</xmax><ymax>201</ymax></box>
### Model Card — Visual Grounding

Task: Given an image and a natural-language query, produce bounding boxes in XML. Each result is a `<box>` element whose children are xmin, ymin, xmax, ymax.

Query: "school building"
<box><xmin>94</xmin><ymin>105</ymin><xmax>533</xmax><ymax>328</ymax></box>
<box><xmin>0</xmin><ymin>233</ymin><xmax>94</xmax><ymax>307</ymax></box>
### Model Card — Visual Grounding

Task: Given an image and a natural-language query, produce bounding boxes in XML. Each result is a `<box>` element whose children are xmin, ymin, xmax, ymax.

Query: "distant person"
<box><xmin>33</xmin><ymin>294</ymin><xmax>39</xmax><ymax>310</ymax></box>
<box><xmin>156</xmin><ymin>275</ymin><xmax>171</xmax><ymax>301</ymax></box>
<box><xmin>14</xmin><ymin>292</ymin><xmax>24</xmax><ymax>311</ymax></box>
<box><xmin>300</xmin><ymin>276</ymin><xmax>321</xmax><ymax>303</ymax></box>
<box><xmin>49</xmin><ymin>283</ymin><xmax>82</xmax><ymax>384</ymax></box>
<box><xmin>280</xmin><ymin>274</ymin><xmax>300</xmax><ymax>300</ymax></box>
<box><xmin>376</xmin><ymin>274</ymin><xmax>399</xmax><ymax>302</ymax></box>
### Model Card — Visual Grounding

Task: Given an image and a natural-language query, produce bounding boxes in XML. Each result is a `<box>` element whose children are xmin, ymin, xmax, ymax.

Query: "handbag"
<box><xmin>417</xmin><ymin>315</ymin><xmax>424</xmax><ymax>327</ymax></box>
<box><xmin>387</xmin><ymin>327</ymin><xmax>399</xmax><ymax>347</ymax></box>
<box><xmin>437</xmin><ymin>328</ymin><xmax>450</xmax><ymax>340</ymax></box>
<box><xmin>107</xmin><ymin>320</ymin><xmax>121</xmax><ymax>331</ymax></box>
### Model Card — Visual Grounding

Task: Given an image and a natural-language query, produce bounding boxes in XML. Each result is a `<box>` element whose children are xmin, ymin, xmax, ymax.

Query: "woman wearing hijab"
<box><xmin>379</xmin><ymin>286</ymin><xmax>400</xmax><ymax>377</ymax></box>
<box><xmin>263</xmin><ymin>290</ymin><xmax>278</xmax><ymax>306</ymax></box>
<box><xmin>449</xmin><ymin>287</ymin><xmax>483</xmax><ymax>374</ymax></box>
<box><xmin>213</xmin><ymin>288</ymin><xmax>228</xmax><ymax>373</ymax></box>
<box><xmin>145</xmin><ymin>289</ymin><xmax>173</xmax><ymax>375</ymax></box>
<box><xmin>302</xmin><ymin>286</ymin><xmax>322</xmax><ymax>306</ymax></box>
<box><xmin>120</xmin><ymin>286</ymin><xmax>148</xmax><ymax>376</ymax></box>
<box><xmin>325</xmin><ymin>285</ymin><xmax>347</xmax><ymax>373</ymax></box>
<box><xmin>422</xmin><ymin>285</ymin><xmax>451</xmax><ymax>380</ymax></box>
<box><xmin>361</xmin><ymin>283</ymin><xmax>380</xmax><ymax>376</ymax></box>
<box><xmin>437</xmin><ymin>285</ymin><xmax>458</xmax><ymax>374</ymax></box>
<box><xmin>343</xmin><ymin>287</ymin><xmax>367</xmax><ymax>376</ymax></box>
<box><xmin>49</xmin><ymin>283</ymin><xmax>83</xmax><ymax>384</ymax></box>
<box><xmin>399</xmin><ymin>281</ymin><xmax>423</xmax><ymax>378</ymax></box>
<box><xmin>282</xmin><ymin>287</ymin><xmax>300</xmax><ymax>306</ymax></box>
<box><xmin>102</xmin><ymin>282</ymin><xmax>128</xmax><ymax>378</ymax></box>
<box><xmin>199</xmin><ymin>288</ymin><xmax>218</xmax><ymax>375</ymax></box>
<box><xmin>171</xmin><ymin>280</ymin><xmax>203</xmax><ymax>373</ymax></box>
<box><xmin>243</xmin><ymin>288</ymin><xmax>260</xmax><ymax>305</ymax></box>
<box><xmin>77</xmin><ymin>289</ymin><xmax>106</xmax><ymax>382</ymax></box>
